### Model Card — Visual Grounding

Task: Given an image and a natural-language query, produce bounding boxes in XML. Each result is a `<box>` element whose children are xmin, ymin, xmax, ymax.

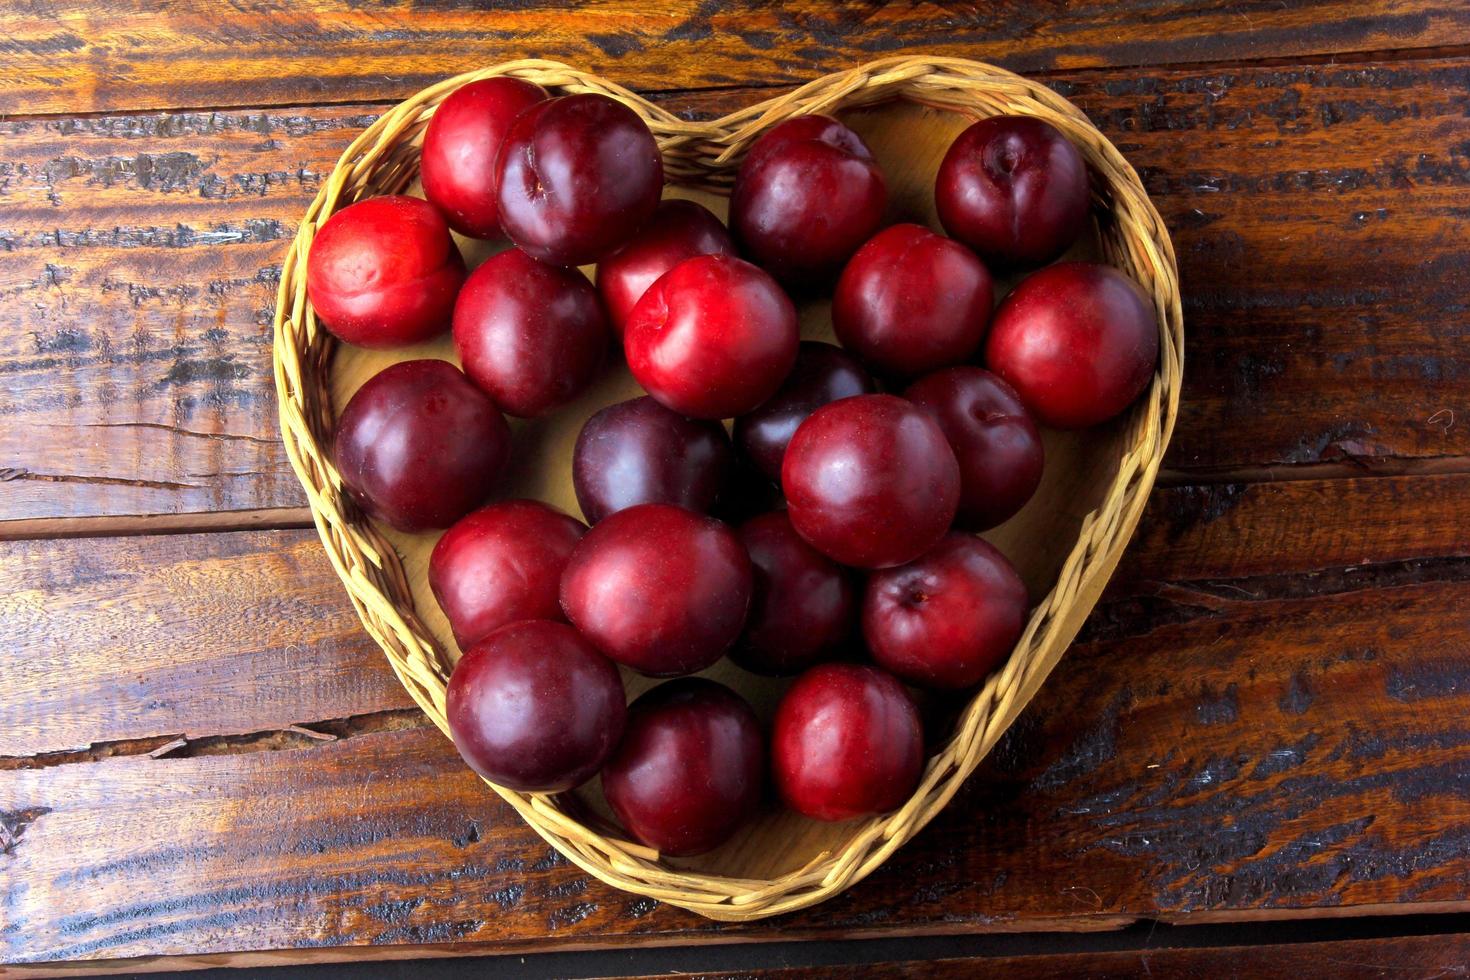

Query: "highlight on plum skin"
<box><xmin>731</xmin><ymin>510</ymin><xmax>857</xmax><ymax>677</ymax></box>
<box><xmin>781</xmin><ymin>394</ymin><xmax>960</xmax><ymax>570</ymax></box>
<box><xmin>863</xmin><ymin>532</ymin><xmax>1029</xmax><ymax>691</ymax></box>
<box><xmin>624</xmin><ymin>253</ymin><xmax>800</xmax><ymax>421</ymax></box>
<box><xmin>572</xmin><ymin>396</ymin><xmax>736</xmax><ymax>525</ymax></box>
<box><xmin>429</xmin><ymin>499</ymin><xmax>587</xmax><ymax>650</ymax></box>
<box><xmin>772</xmin><ymin>662</ymin><xmax>925</xmax><ymax>822</ymax></box>
<box><xmin>985</xmin><ymin>261</ymin><xmax>1160</xmax><ymax>430</ymax></box>
<box><xmin>734</xmin><ymin>341</ymin><xmax>877</xmax><ymax>484</ymax></box>
<box><xmin>935</xmin><ymin>114</ymin><xmax>1091</xmax><ymax>271</ymax></box>
<box><xmin>602</xmin><ymin>678</ymin><xmax>765</xmax><ymax>856</ymax></box>
<box><xmin>905</xmin><ymin>366</ymin><xmax>1044</xmax><ymax>531</ymax></box>
<box><xmin>312</xmin><ymin>79</ymin><xmax>1167</xmax><ymax>844</ymax></box>
<box><xmin>731</xmin><ymin>114</ymin><xmax>888</xmax><ymax>284</ymax></box>
<box><xmin>306</xmin><ymin>195</ymin><xmax>465</xmax><ymax>348</ymax></box>
<box><xmin>420</xmin><ymin>76</ymin><xmax>548</xmax><ymax>239</ymax></box>
<box><xmin>495</xmin><ymin>93</ymin><xmax>664</xmax><ymax>267</ymax></box>
<box><xmin>451</xmin><ymin>247</ymin><xmax>608</xmax><ymax>419</ymax></box>
<box><xmin>446</xmin><ymin>619</ymin><xmax>625</xmax><ymax>794</ymax></box>
<box><xmin>596</xmin><ymin>199</ymin><xmax>736</xmax><ymax>337</ymax></box>
<box><xmin>332</xmin><ymin>359</ymin><xmax>510</xmax><ymax>533</ymax></box>
<box><xmin>559</xmin><ymin>503</ymin><xmax>754</xmax><ymax>678</ymax></box>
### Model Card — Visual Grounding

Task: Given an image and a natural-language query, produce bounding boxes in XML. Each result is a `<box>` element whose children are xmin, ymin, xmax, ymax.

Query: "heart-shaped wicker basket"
<box><xmin>273</xmin><ymin>56</ymin><xmax>1183</xmax><ymax>921</ymax></box>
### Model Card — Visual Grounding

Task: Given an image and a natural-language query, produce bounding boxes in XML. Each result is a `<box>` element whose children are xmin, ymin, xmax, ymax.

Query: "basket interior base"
<box><xmin>328</xmin><ymin>100</ymin><xmax>1125</xmax><ymax>881</ymax></box>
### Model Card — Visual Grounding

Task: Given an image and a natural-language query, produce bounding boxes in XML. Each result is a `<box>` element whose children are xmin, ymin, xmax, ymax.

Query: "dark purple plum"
<box><xmin>333</xmin><ymin>359</ymin><xmax>510</xmax><ymax>532</ymax></box>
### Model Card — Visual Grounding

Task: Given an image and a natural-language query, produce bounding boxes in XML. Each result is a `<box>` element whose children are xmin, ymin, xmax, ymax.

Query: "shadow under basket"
<box><xmin>272</xmin><ymin>56</ymin><xmax>1184</xmax><ymax>921</ymax></box>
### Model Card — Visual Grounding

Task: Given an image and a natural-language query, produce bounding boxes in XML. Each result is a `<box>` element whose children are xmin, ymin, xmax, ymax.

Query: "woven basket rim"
<box><xmin>271</xmin><ymin>56</ymin><xmax>1184</xmax><ymax>922</ymax></box>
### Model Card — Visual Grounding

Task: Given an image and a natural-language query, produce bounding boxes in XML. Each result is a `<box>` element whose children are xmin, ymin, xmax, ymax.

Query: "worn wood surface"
<box><xmin>5</xmin><ymin>472</ymin><xmax>1470</xmax><ymax>963</ymax></box>
<box><xmin>3</xmin><ymin>2</ymin><xmax>1469</xmax><ymax>116</ymax></box>
<box><xmin>626</xmin><ymin>934</ymin><xmax>1470</xmax><ymax>978</ymax></box>
<box><xmin>5</xmin><ymin>57</ymin><xmax>1470</xmax><ymax>527</ymax></box>
<box><xmin>4</xmin><ymin>471</ymin><xmax>1459</xmax><ymax>759</ymax></box>
<box><xmin>0</xmin><ymin>105</ymin><xmax>368</xmax><ymax>525</ymax></box>
<box><xmin>0</xmin><ymin>530</ymin><xmax>412</xmax><ymax>757</ymax></box>
<box><xmin>6</xmin><ymin>2</ymin><xmax>1470</xmax><ymax>972</ymax></box>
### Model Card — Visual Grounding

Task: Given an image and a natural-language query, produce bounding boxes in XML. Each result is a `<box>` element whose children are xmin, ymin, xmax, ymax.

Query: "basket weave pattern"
<box><xmin>272</xmin><ymin>56</ymin><xmax>1183</xmax><ymax>921</ymax></box>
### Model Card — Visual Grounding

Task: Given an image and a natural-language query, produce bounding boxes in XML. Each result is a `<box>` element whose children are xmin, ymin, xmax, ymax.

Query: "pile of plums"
<box><xmin>309</xmin><ymin>78</ymin><xmax>1159</xmax><ymax>855</ymax></box>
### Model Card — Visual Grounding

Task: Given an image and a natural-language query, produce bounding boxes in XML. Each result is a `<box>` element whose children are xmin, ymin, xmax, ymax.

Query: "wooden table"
<box><xmin>4</xmin><ymin>3</ymin><xmax>1470</xmax><ymax>976</ymax></box>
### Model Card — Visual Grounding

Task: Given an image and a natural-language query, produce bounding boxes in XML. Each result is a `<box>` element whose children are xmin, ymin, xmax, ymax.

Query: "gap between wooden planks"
<box><xmin>10</xmin><ymin>453</ymin><xmax>1470</xmax><ymax>541</ymax></box>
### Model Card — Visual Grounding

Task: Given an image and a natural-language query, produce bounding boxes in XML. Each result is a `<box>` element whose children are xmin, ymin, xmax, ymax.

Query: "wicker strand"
<box><xmin>272</xmin><ymin>56</ymin><xmax>1183</xmax><ymax>922</ymax></box>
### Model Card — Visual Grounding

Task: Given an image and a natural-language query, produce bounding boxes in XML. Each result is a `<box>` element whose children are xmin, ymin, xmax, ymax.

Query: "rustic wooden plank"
<box><xmin>4</xmin><ymin>2</ymin><xmax>1468</xmax><ymax>116</ymax></box>
<box><xmin>1083</xmin><ymin>60</ymin><xmax>1470</xmax><ymax>479</ymax></box>
<box><xmin>3</xmin><ymin>472</ymin><xmax>1461</xmax><ymax>759</ymax></box>
<box><xmin>5</xmin><ymin>931</ymin><xmax>1468</xmax><ymax>979</ymax></box>
<box><xmin>1118</xmin><ymin>472</ymin><xmax>1470</xmax><ymax>586</ymax></box>
<box><xmin>618</xmin><ymin>934</ymin><xmax>1470</xmax><ymax>979</ymax></box>
<box><xmin>5</xmin><ymin>473</ymin><xmax>1470</xmax><ymax>962</ymax></box>
<box><xmin>8</xmin><ymin>576</ymin><xmax>1470</xmax><ymax>961</ymax></box>
<box><xmin>0</xmin><ymin>529</ymin><xmax>414</xmax><ymax>758</ymax></box>
<box><xmin>0</xmin><ymin>105</ymin><xmax>383</xmax><ymax>523</ymax></box>
<box><xmin>5</xmin><ymin>57</ymin><xmax>1470</xmax><ymax>525</ymax></box>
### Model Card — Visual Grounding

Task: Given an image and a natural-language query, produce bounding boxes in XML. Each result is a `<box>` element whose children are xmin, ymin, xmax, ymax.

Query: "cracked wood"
<box><xmin>0</xmin><ymin>530</ymin><xmax>415</xmax><ymax>757</ymax></box>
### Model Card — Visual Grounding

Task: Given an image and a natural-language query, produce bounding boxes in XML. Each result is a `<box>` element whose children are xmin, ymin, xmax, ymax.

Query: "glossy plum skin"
<box><xmin>624</xmin><ymin>254</ymin><xmax>800</xmax><ymax>420</ymax></box>
<box><xmin>731</xmin><ymin>115</ymin><xmax>888</xmax><ymax>283</ymax></box>
<box><xmin>905</xmin><ymin>367</ymin><xmax>1044</xmax><ymax>530</ymax></box>
<box><xmin>833</xmin><ymin>223</ymin><xmax>994</xmax><ymax>379</ymax></box>
<box><xmin>782</xmin><ymin>394</ymin><xmax>960</xmax><ymax>569</ymax></box>
<box><xmin>733</xmin><ymin>341</ymin><xmax>876</xmax><ymax>483</ymax></box>
<box><xmin>429</xmin><ymin>500</ymin><xmax>587</xmax><ymax>649</ymax></box>
<box><xmin>452</xmin><ymin>247</ymin><xmax>607</xmax><ymax>417</ymax></box>
<box><xmin>935</xmin><ymin>115</ymin><xmax>1091</xmax><ymax>270</ymax></box>
<box><xmin>495</xmin><ymin>94</ymin><xmax>663</xmax><ymax>266</ymax></box>
<box><xmin>333</xmin><ymin>360</ymin><xmax>510</xmax><ymax>532</ymax></box>
<box><xmin>596</xmin><ymin>200</ymin><xmax>735</xmax><ymax>336</ymax></box>
<box><xmin>306</xmin><ymin>196</ymin><xmax>465</xmax><ymax>348</ymax></box>
<box><xmin>446</xmin><ymin>620</ymin><xmax>625</xmax><ymax>793</ymax></box>
<box><xmin>772</xmin><ymin>663</ymin><xmax>924</xmax><ymax>821</ymax></box>
<box><xmin>731</xmin><ymin>511</ymin><xmax>856</xmax><ymax>676</ymax></box>
<box><xmin>985</xmin><ymin>262</ymin><xmax>1159</xmax><ymax>429</ymax></box>
<box><xmin>420</xmin><ymin>77</ymin><xmax>548</xmax><ymax>238</ymax></box>
<box><xmin>863</xmin><ymin>533</ymin><xmax>1028</xmax><ymax>690</ymax></box>
<box><xmin>560</xmin><ymin>503</ymin><xmax>753</xmax><ymax>676</ymax></box>
<box><xmin>572</xmin><ymin>396</ymin><xmax>735</xmax><ymax>524</ymax></box>
<box><xmin>602</xmin><ymin>679</ymin><xmax>764</xmax><ymax>855</ymax></box>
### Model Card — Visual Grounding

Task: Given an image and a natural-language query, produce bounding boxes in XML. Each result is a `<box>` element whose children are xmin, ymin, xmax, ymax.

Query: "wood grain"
<box><xmin>2</xmin><ymin>465</ymin><xmax>1460</xmax><ymax>760</ymax></box>
<box><xmin>5</xmin><ymin>472</ymin><xmax>1470</xmax><ymax>963</ymax></box>
<box><xmin>6</xmin><ymin>2</ymin><xmax>1468</xmax><ymax>972</ymax></box>
<box><xmin>623</xmin><ymin>934</ymin><xmax>1470</xmax><ymax>979</ymax></box>
<box><xmin>9</xmin><ymin>579</ymin><xmax>1470</xmax><ymax>960</ymax></box>
<box><xmin>4</xmin><ymin>933</ymin><xmax>1467</xmax><ymax>979</ymax></box>
<box><xmin>0</xmin><ymin>530</ymin><xmax>415</xmax><ymax>758</ymax></box>
<box><xmin>5</xmin><ymin>56</ymin><xmax>1470</xmax><ymax>526</ymax></box>
<box><xmin>4</xmin><ymin>2</ymin><xmax>1469</xmax><ymax>116</ymax></box>
<box><xmin>0</xmin><ymin>106</ymin><xmax>378</xmax><ymax>524</ymax></box>
<box><xmin>1119</xmin><ymin>473</ymin><xmax>1470</xmax><ymax>586</ymax></box>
